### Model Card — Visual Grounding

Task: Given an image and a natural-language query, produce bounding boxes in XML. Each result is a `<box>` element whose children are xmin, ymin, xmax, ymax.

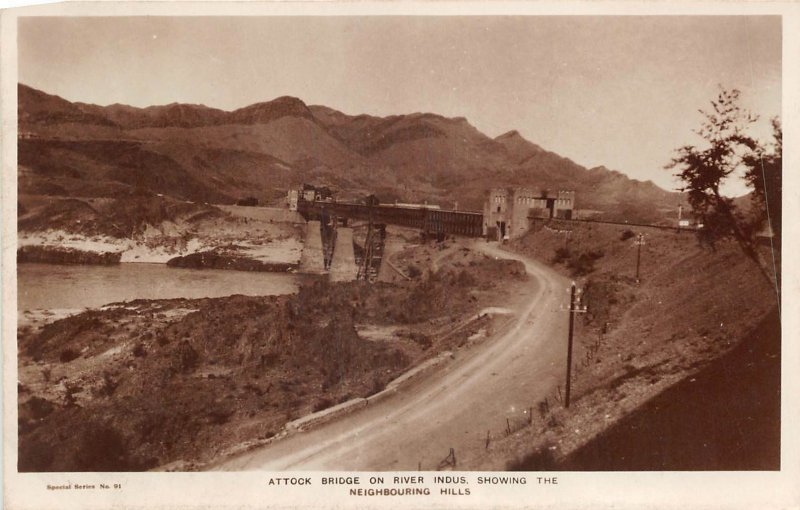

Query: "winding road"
<box><xmin>213</xmin><ymin>242</ymin><xmax>570</xmax><ymax>471</ymax></box>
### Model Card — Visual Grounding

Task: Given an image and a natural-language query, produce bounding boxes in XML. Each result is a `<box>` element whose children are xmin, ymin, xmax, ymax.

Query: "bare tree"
<box><xmin>666</xmin><ymin>88</ymin><xmax>780</xmax><ymax>295</ymax></box>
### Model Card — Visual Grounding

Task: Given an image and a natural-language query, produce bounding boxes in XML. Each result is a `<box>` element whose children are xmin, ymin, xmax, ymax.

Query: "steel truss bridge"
<box><xmin>297</xmin><ymin>200</ymin><xmax>484</xmax><ymax>237</ymax></box>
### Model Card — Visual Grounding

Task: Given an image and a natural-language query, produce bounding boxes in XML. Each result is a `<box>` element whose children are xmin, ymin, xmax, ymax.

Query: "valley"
<box><xmin>13</xmin><ymin>83</ymin><xmax>780</xmax><ymax>474</ymax></box>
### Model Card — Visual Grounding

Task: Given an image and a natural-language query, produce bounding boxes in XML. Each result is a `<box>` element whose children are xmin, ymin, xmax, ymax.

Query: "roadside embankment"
<box><xmin>553</xmin><ymin>307</ymin><xmax>780</xmax><ymax>470</ymax></box>
<box><xmin>285</xmin><ymin>398</ymin><xmax>369</xmax><ymax>433</ymax></box>
<box><xmin>464</xmin><ymin>219</ymin><xmax>780</xmax><ymax>470</ymax></box>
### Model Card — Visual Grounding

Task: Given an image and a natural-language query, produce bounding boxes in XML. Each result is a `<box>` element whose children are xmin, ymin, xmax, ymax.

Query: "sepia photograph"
<box><xmin>2</xmin><ymin>3</ymin><xmax>797</xmax><ymax>509</ymax></box>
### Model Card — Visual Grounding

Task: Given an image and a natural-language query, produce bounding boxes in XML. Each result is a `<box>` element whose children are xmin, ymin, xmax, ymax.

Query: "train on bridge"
<box><xmin>295</xmin><ymin>195</ymin><xmax>484</xmax><ymax>238</ymax></box>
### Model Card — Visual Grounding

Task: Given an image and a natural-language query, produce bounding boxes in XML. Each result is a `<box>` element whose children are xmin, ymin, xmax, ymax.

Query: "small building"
<box><xmin>483</xmin><ymin>188</ymin><xmax>575</xmax><ymax>240</ymax></box>
<box><xmin>295</xmin><ymin>184</ymin><xmax>334</xmax><ymax>203</ymax></box>
<box><xmin>314</xmin><ymin>186</ymin><xmax>333</xmax><ymax>201</ymax></box>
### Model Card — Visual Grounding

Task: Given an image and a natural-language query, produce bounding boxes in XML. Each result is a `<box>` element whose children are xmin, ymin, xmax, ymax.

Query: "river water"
<box><xmin>17</xmin><ymin>263</ymin><xmax>300</xmax><ymax>311</ymax></box>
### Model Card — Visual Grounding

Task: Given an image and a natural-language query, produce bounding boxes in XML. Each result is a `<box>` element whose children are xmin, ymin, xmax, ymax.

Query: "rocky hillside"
<box><xmin>18</xmin><ymin>83</ymin><xmax>683</xmax><ymax>221</ymax></box>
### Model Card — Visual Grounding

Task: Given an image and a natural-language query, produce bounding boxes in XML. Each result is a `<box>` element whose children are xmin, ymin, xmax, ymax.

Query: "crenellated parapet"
<box><xmin>483</xmin><ymin>187</ymin><xmax>575</xmax><ymax>240</ymax></box>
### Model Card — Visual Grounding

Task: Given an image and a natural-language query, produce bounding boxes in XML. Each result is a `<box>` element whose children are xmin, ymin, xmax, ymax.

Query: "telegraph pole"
<box><xmin>634</xmin><ymin>233</ymin><xmax>645</xmax><ymax>282</ymax></box>
<box><xmin>564</xmin><ymin>282</ymin><xmax>586</xmax><ymax>408</ymax></box>
<box><xmin>565</xmin><ymin>283</ymin><xmax>576</xmax><ymax>408</ymax></box>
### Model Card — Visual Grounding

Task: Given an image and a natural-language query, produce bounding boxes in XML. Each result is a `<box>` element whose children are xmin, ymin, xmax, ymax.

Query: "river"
<box><xmin>17</xmin><ymin>263</ymin><xmax>300</xmax><ymax>311</ymax></box>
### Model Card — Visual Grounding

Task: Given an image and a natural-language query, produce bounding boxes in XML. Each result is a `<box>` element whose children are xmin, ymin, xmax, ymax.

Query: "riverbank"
<box><xmin>18</xmin><ymin>195</ymin><xmax>305</xmax><ymax>270</ymax></box>
<box><xmin>17</xmin><ymin>242</ymin><xmax>529</xmax><ymax>471</ymax></box>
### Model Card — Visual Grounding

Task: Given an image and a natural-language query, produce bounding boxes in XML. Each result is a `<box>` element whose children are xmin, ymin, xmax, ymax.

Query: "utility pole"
<box><xmin>565</xmin><ymin>281</ymin><xmax>586</xmax><ymax>408</ymax></box>
<box><xmin>634</xmin><ymin>233</ymin><xmax>645</xmax><ymax>283</ymax></box>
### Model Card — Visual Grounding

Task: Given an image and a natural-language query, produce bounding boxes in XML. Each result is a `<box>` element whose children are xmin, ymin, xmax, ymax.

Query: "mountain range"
<box><xmin>17</xmin><ymin>83</ymin><xmax>684</xmax><ymax>222</ymax></box>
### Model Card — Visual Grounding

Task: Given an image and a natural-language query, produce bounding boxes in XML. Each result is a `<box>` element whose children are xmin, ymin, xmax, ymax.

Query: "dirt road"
<box><xmin>213</xmin><ymin>242</ymin><xmax>570</xmax><ymax>471</ymax></box>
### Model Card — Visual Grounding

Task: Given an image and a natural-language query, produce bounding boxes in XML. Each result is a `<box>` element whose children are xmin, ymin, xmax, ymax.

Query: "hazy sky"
<box><xmin>18</xmin><ymin>16</ymin><xmax>781</xmax><ymax>194</ymax></box>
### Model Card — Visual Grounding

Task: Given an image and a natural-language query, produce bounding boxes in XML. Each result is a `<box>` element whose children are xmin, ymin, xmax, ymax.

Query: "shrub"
<box><xmin>456</xmin><ymin>269</ymin><xmax>477</xmax><ymax>287</ymax></box>
<box><xmin>206</xmin><ymin>405</ymin><xmax>235</xmax><ymax>425</ymax></box>
<box><xmin>370</xmin><ymin>376</ymin><xmax>387</xmax><ymax>395</ymax></box>
<box><xmin>312</xmin><ymin>398</ymin><xmax>334</xmax><ymax>413</ymax></box>
<box><xmin>157</xmin><ymin>333</ymin><xmax>169</xmax><ymax>346</ymax></box>
<box><xmin>260</xmin><ymin>351</ymin><xmax>280</xmax><ymax>367</ymax></box>
<box><xmin>566</xmin><ymin>249</ymin><xmax>605</xmax><ymax>276</ymax></box>
<box><xmin>72</xmin><ymin>421</ymin><xmax>143</xmax><ymax>471</ymax></box>
<box><xmin>59</xmin><ymin>348</ymin><xmax>80</xmax><ymax>363</ymax></box>
<box><xmin>63</xmin><ymin>381</ymin><xmax>82</xmax><ymax>407</ymax></box>
<box><xmin>409</xmin><ymin>332</ymin><xmax>432</xmax><ymax>350</ymax></box>
<box><xmin>620</xmin><ymin>229</ymin><xmax>635</xmax><ymax>241</ymax></box>
<box><xmin>99</xmin><ymin>371</ymin><xmax>119</xmax><ymax>397</ymax></box>
<box><xmin>551</xmin><ymin>247</ymin><xmax>571</xmax><ymax>265</ymax></box>
<box><xmin>172</xmin><ymin>340</ymin><xmax>199</xmax><ymax>373</ymax></box>
<box><xmin>24</xmin><ymin>396</ymin><xmax>55</xmax><ymax>420</ymax></box>
<box><xmin>132</xmin><ymin>343</ymin><xmax>147</xmax><ymax>357</ymax></box>
<box><xmin>582</xmin><ymin>278</ymin><xmax>618</xmax><ymax>325</ymax></box>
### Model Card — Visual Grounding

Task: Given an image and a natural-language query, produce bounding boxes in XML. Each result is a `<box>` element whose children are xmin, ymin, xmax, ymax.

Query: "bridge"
<box><xmin>297</xmin><ymin>200</ymin><xmax>484</xmax><ymax>238</ymax></box>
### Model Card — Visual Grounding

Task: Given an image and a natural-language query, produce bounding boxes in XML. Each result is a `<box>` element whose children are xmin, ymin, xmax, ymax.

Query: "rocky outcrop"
<box><xmin>166</xmin><ymin>250</ymin><xmax>296</xmax><ymax>272</ymax></box>
<box><xmin>17</xmin><ymin>245</ymin><xmax>121</xmax><ymax>265</ymax></box>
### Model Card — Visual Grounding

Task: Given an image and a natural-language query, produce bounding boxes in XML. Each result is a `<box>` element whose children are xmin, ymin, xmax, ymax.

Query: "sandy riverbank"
<box><xmin>17</xmin><ymin>206</ymin><xmax>305</xmax><ymax>268</ymax></box>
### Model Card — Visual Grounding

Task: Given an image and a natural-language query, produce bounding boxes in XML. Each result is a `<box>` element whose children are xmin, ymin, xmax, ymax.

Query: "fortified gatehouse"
<box><xmin>483</xmin><ymin>188</ymin><xmax>574</xmax><ymax>241</ymax></box>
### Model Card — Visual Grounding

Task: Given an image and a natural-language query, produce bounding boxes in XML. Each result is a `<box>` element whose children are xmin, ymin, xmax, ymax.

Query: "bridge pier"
<box><xmin>329</xmin><ymin>228</ymin><xmax>359</xmax><ymax>282</ymax></box>
<box><xmin>299</xmin><ymin>220</ymin><xmax>326</xmax><ymax>274</ymax></box>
